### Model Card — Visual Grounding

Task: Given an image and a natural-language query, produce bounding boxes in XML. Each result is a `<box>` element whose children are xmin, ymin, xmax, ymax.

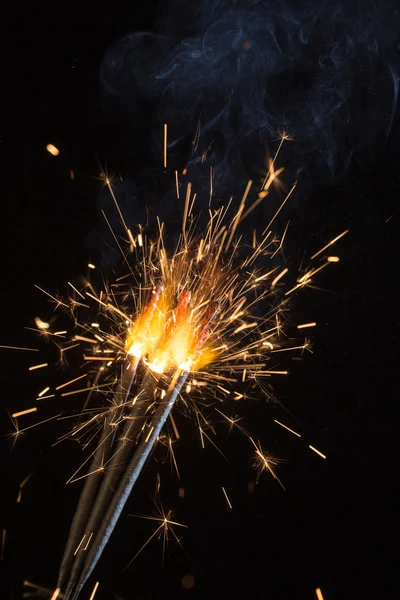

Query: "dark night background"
<box><xmin>1</xmin><ymin>1</ymin><xmax>399</xmax><ymax>599</ymax></box>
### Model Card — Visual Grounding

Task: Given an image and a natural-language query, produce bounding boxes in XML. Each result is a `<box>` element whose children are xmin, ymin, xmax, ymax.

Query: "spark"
<box><xmin>16</xmin><ymin>471</ymin><xmax>34</xmax><ymax>503</ymax></box>
<box><xmin>315</xmin><ymin>588</ymin><xmax>325</xmax><ymax>600</ymax></box>
<box><xmin>34</xmin><ymin>285</ymin><xmax>68</xmax><ymax>308</ymax></box>
<box><xmin>262</xmin><ymin>182</ymin><xmax>297</xmax><ymax>235</ymax></box>
<box><xmin>49</xmin><ymin>587</ymin><xmax>61</xmax><ymax>600</ymax></box>
<box><xmin>74</xmin><ymin>535</ymin><xmax>87</xmax><ymax>555</ymax></box>
<box><xmin>169</xmin><ymin>412</ymin><xmax>180</xmax><ymax>439</ymax></box>
<box><xmin>83</xmin><ymin>533</ymin><xmax>93</xmax><ymax>550</ymax></box>
<box><xmin>251</xmin><ymin>438</ymin><xmax>285</xmax><ymax>489</ymax></box>
<box><xmin>327</xmin><ymin>256</ymin><xmax>340</xmax><ymax>262</ymax></box>
<box><xmin>28</xmin><ymin>363</ymin><xmax>48</xmax><ymax>371</ymax></box>
<box><xmin>88</xmin><ymin>263</ymin><xmax>96</xmax><ymax>270</ymax></box>
<box><xmin>37</xmin><ymin>386</ymin><xmax>50</xmax><ymax>398</ymax></box>
<box><xmin>163</xmin><ymin>123</ymin><xmax>168</xmax><ymax>168</ymax></box>
<box><xmin>55</xmin><ymin>374</ymin><xmax>88</xmax><ymax>391</ymax></box>
<box><xmin>60</xmin><ymin>382</ymin><xmax>111</xmax><ymax>397</ymax></box>
<box><xmin>34</xmin><ymin>317</ymin><xmax>49</xmax><ymax>330</ymax></box>
<box><xmin>0</xmin><ymin>345</ymin><xmax>39</xmax><ymax>352</ymax></box>
<box><xmin>46</xmin><ymin>144</ymin><xmax>59</xmax><ymax>156</ymax></box>
<box><xmin>310</xmin><ymin>229</ymin><xmax>349</xmax><ymax>260</ymax></box>
<box><xmin>274</xmin><ymin>420</ymin><xmax>301</xmax><ymax>438</ymax></box>
<box><xmin>297</xmin><ymin>322</ymin><xmax>316</xmax><ymax>329</ymax></box>
<box><xmin>12</xmin><ymin>407</ymin><xmax>38</xmax><ymax>418</ymax></box>
<box><xmin>74</xmin><ymin>335</ymin><xmax>98</xmax><ymax>344</ymax></box>
<box><xmin>309</xmin><ymin>445</ymin><xmax>327</xmax><ymax>459</ymax></box>
<box><xmin>221</xmin><ymin>487</ymin><xmax>233</xmax><ymax>509</ymax></box>
<box><xmin>175</xmin><ymin>170</ymin><xmax>180</xmax><ymax>199</ymax></box>
<box><xmin>126</xmin><ymin>503</ymin><xmax>187</xmax><ymax>569</ymax></box>
<box><xmin>271</xmin><ymin>268</ymin><xmax>288</xmax><ymax>287</ymax></box>
<box><xmin>88</xmin><ymin>582</ymin><xmax>100</xmax><ymax>600</ymax></box>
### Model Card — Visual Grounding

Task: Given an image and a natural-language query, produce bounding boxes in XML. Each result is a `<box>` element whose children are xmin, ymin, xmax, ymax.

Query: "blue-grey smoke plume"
<box><xmin>101</xmin><ymin>0</ymin><xmax>399</xmax><ymax>180</ymax></box>
<box><xmin>89</xmin><ymin>0</ymin><xmax>400</xmax><ymax>263</ymax></box>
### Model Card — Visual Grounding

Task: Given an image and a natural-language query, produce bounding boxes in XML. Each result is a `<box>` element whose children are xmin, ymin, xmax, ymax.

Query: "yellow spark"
<box><xmin>60</xmin><ymin>382</ymin><xmax>110</xmax><ymax>397</ymax></box>
<box><xmin>127</xmin><ymin>228</ymin><xmax>136</xmax><ymax>248</ymax></box>
<box><xmin>19</xmin><ymin>471</ymin><xmax>34</xmax><ymax>489</ymax></box>
<box><xmin>83</xmin><ymin>355</ymin><xmax>111</xmax><ymax>361</ymax></box>
<box><xmin>145</xmin><ymin>426</ymin><xmax>155</xmax><ymax>442</ymax></box>
<box><xmin>88</xmin><ymin>263</ymin><xmax>96</xmax><ymax>269</ymax></box>
<box><xmin>182</xmin><ymin>182</ymin><xmax>192</xmax><ymax>236</ymax></box>
<box><xmin>34</xmin><ymin>285</ymin><xmax>68</xmax><ymax>308</ymax></box>
<box><xmin>12</xmin><ymin>407</ymin><xmax>38</xmax><ymax>418</ymax></box>
<box><xmin>216</xmin><ymin>385</ymin><xmax>230</xmax><ymax>395</ymax></box>
<box><xmin>138</xmin><ymin>233</ymin><xmax>143</xmax><ymax>247</ymax></box>
<box><xmin>225</xmin><ymin>180</ymin><xmax>252</xmax><ymax>250</ymax></box>
<box><xmin>104</xmin><ymin>177</ymin><xmax>129</xmax><ymax>232</ymax></box>
<box><xmin>16</xmin><ymin>471</ymin><xmax>34</xmax><ymax>503</ymax></box>
<box><xmin>311</xmin><ymin>229</ymin><xmax>349</xmax><ymax>260</ymax></box>
<box><xmin>86</xmin><ymin>292</ymin><xmax>107</xmax><ymax>307</ymax></box>
<box><xmin>83</xmin><ymin>532</ymin><xmax>93</xmax><ymax>550</ymax></box>
<box><xmin>74</xmin><ymin>535</ymin><xmax>86</xmax><ymax>555</ymax></box>
<box><xmin>163</xmin><ymin>123</ymin><xmax>167</xmax><ymax>168</ymax></box>
<box><xmin>271</xmin><ymin>344</ymin><xmax>308</xmax><ymax>353</ymax></box>
<box><xmin>297</xmin><ymin>322</ymin><xmax>316</xmax><ymax>329</ymax></box>
<box><xmin>271</xmin><ymin>268</ymin><xmax>288</xmax><ymax>287</ymax></box>
<box><xmin>274</xmin><ymin>419</ymin><xmax>301</xmax><ymax>438</ymax></box>
<box><xmin>262</xmin><ymin>181</ymin><xmax>297</xmax><ymax>234</ymax></box>
<box><xmin>28</xmin><ymin>363</ymin><xmax>48</xmax><ymax>371</ymax></box>
<box><xmin>46</xmin><ymin>144</ymin><xmax>59</xmax><ymax>156</ymax></box>
<box><xmin>34</xmin><ymin>317</ymin><xmax>49</xmax><ymax>330</ymax></box>
<box><xmin>309</xmin><ymin>445</ymin><xmax>327</xmax><ymax>459</ymax></box>
<box><xmin>315</xmin><ymin>588</ymin><xmax>325</xmax><ymax>600</ymax></box>
<box><xmin>74</xmin><ymin>335</ymin><xmax>98</xmax><ymax>344</ymax></box>
<box><xmin>327</xmin><ymin>255</ymin><xmax>340</xmax><ymax>262</ymax></box>
<box><xmin>254</xmin><ymin>268</ymin><xmax>278</xmax><ymax>283</ymax></box>
<box><xmin>262</xmin><ymin>341</ymin><xmax>274</xmax><ymax>349</ymax></box>
<box><xmin>55</xmin><ymin>373</ymin><xmax>88</xmax><ymax>391</ymax></box>
<box><xmin>264</xmin><ymin>370</ymin><xmax>288</xmax><ymax>375</ymax></box>
<box><xmin>233</xmin><ymin>321</ymin><xmax>257</xmax><ymax>335</ymax></box>
<box><xmin>175</xmin><ymin>169</ymin><xmax>180</xmax><ymax>199</ymax></box>
<box><xmin>221</xmin><ymin>487</ymin><xmax>233</xmax><ymax>509</ymax></box>
<box><xmin>49</xmin><ymin>587</ymin><xmax>61</xmax><ymax>600</ymax></box>
<box><xmin>0</xmin><ymin>345</ymin><xmax>39</xmax><ymax>352</ymax></box>
<box><xmin>37</xmin><ymin>386</ymin><xmax>50</xmax><ymax>398</ymax></box>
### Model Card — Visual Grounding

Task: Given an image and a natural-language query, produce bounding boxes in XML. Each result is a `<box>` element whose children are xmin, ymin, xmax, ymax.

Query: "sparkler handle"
<box><xmin>70</xmin><ymin>370</ymin><xmax>188</xmax><ymax>600</ymax></box>
<box><xmin>57</xmin><ymin>360</ymin><xmax>138</xmax><ymax>591</ymax></box>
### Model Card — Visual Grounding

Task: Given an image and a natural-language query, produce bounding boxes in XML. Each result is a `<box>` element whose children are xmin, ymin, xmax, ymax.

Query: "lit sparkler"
<box><xmin>7</xmin><ymin>133</ymin><xmax>346</xmax><ymax>598</ymax></box>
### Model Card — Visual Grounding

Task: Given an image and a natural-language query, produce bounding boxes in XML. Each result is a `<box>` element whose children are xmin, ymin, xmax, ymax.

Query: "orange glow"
<box><xmin>46</xmin><ymin>144</ymin><xmax>59</xmax><ymax>156</ymax></box>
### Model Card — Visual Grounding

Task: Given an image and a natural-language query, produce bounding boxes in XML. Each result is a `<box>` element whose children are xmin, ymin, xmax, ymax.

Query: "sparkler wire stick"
<box><xmin>59</xmin><ymin>281</ymin><xmax>165</xmax><ymax>590</ymax></box>
<box><xmin>57</xmin><ymin>360</ymin><xmax>139</xmax><ymax>591</ymax></box>
<box><xmin>68</xmin><ymin>369</ymin><xmax>189</xmax><ymax>600</ymax></box>
<box><xmin>65</xmin><ymin>300</ymin><xmax>219</xmax><ymax>599</ymax></box>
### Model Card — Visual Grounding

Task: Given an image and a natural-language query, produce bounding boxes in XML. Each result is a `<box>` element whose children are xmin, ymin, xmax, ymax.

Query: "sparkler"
<box><xmin>7</xmin><ymin>133</ymin><xmax>347</xmax><ymax>598</ymax></box>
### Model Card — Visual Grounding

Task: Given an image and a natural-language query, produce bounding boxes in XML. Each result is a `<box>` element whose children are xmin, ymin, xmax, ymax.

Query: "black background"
<box><xmin>1</xmin><ymin>3</ymin><xmax>399</xmax><ymax>599</ymax></box>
